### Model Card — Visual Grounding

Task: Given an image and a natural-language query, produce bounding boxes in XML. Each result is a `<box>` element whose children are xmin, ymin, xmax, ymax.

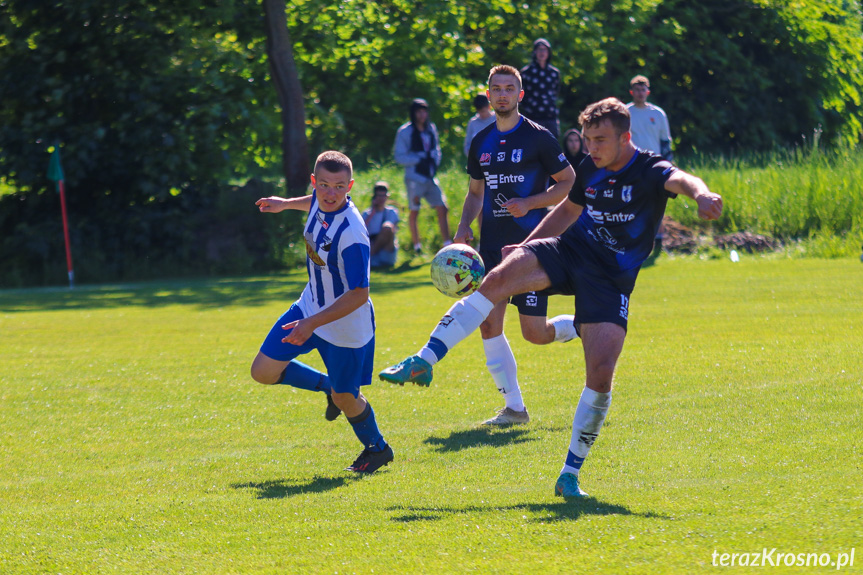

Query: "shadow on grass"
<box><xmin>423</xmin><ymin>427</ymin><xmax>538</xmax><ymax>453</ymax></box>
<box><xmin>0</xmin><ymin>269</ymin><xmax>432</xmax><ymax>312</ymax></box>
<box><xmin>231</xmin><ymin>475</ymin><xmax>362</xmax><ymax>499</ymax></box>
<box><xmin>388</xmin><ymin>500</ymin><xmax>670</xmax><ymax>523</ymax></box>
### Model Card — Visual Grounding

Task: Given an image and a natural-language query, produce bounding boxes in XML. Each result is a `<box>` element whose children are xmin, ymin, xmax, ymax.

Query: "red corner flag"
<box><xmin>48</xmin><ymin>146</ymin><xmax>75</xmax><ymax>288</ymax></box>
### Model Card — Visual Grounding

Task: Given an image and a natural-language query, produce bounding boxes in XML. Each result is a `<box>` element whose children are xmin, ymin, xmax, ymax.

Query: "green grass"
<box><xmin>2</xmin><ymin>258</ymin><xmax>862</xmax><ymax>573</ymax></box>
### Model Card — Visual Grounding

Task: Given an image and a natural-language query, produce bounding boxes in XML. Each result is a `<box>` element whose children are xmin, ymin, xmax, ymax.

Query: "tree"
<box><xmin>263</xmin><ymin>0</ymin><xmax>310</xmax><ymax>194</ymax></box>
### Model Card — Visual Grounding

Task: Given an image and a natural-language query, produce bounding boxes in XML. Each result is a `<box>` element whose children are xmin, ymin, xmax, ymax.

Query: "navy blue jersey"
<box><xmin>467</xmin><ymin>116</ymin><xmax>569</xmax><ymax>252</ymax></box>
<box><xmin>566</xmin><ymin>150</ymin><xmax>677</xmax><ymax>272</ymax></box>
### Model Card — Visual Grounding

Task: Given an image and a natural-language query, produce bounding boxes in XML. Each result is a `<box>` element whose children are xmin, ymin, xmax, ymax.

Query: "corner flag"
<box><xmin>48</xmin><ymin>146</ymin><xmax>75</xmax><ymax>288</ymax></box>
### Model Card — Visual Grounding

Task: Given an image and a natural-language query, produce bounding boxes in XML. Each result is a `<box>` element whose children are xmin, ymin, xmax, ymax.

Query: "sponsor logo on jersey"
<box><xmin>586</xmin><ymin>206</ymin><xmax>635</xmax><ymax>224</ymax></box>
<box><xmin>497</xmin><ymin>152</ymin><xmax>506</xmax><ymax>162</ymax></box>
<box><xmin>511</xmin><ymin>149</ymin><xmax>523</xmax><ymax>163</ymax></box>
<box><xmin>492</xmin><ymin>193</ymin><xmax>511</xmax><ymax>218</ymax></box>
<box><xmin>558</xmin><ymin>153</ymin><xmax>566</xmax><ymax>162</ymax></box>
<box><xmin>585</xmin><ymin>187</ymin><xmax>597</xmax><ymax>199</ymax></box>
<box><xmin>315</xmin><ymin>211</ymin><xmax>329</xmax><ymax>229</ymax></box>
<box><xmin>603</xmin><ymin>188</ymin><xmax>614</xmax><ymax>198</ymax></box>
<box><xmin>479</xmin><ymin>153</ymin><xmax>491</xmax><ymax>166</ymax></box>
<box><xmin>484</xmin><ymin>172</ymin><xmax>525</xmax><ymax>190</ymax></box>
<box><xmin>622</xmin><ymin>185</ymin><xmax>632</xmax><ymax>203</ymax></box>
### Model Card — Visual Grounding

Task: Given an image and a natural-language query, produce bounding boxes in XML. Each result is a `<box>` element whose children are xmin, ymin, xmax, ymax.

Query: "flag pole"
<box><xmin>48</xmin><ymin>145</ymin><xmax>75</xmax><ymax>288</ymax></box>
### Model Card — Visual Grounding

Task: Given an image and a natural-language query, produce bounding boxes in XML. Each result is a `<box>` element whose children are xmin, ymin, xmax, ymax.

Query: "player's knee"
<box><xmin>250</xmin><ymin>364</ymin><xmax>279</xmax><ymax>385</ymax></box>
<box><xmin>521</xmin><ymin>324</ymin><xmax>553</xmax><ymax>345</ymax></box>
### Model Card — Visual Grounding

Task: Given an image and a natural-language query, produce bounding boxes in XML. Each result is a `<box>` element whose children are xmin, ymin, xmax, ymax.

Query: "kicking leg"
<box><xmin>379</xmin><ymin>246</ymin><xmax>552</xmax><ymax>386</ymax></box>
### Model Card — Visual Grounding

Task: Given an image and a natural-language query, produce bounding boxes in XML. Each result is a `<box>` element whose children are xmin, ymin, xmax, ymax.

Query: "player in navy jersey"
<box><xmin>251</xmin><ymin>151</ymin><xmax>394</xmax><ymax>474</ymax></box>
<box><xmin>380</xmin><ymin>99</ymin><xmax>722</xmax><ymax>496</ymax></box>
<box><xmin>445</xmin><ymin>64</ymin><xmax>578</xmax><ymax>425</ymax></box>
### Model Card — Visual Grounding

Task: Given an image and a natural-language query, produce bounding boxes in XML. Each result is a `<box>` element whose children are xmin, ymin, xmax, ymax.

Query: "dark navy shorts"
<box><xmin>481</xmin><ymin>247</ymin><xmax>548</xmax><ymax>317</ymax></box>
<box><xmin>260</xmin><ymin>304</ymin><xmax>375</xmax><ymax>397</ymax></box>
<box><xmin>525</xmin><ymin>236</ymin><xmax>635</xmax><ymax>331</ymax></box>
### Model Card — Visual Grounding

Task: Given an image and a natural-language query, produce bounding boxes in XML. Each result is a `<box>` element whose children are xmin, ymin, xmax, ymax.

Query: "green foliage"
<box><xmin>1</xmin><ymin>259</ymin><xmax>861</xmax><ymax>572</ymax></box>
<box><xmin>287</xmin><ymin>0</ymin><xmax>863</xmax><ymax>161</ymax></box>
<box><xmin>0</xmin><ymin>1</ymin><xmax>280</xmax><ymax>199</ymax></box>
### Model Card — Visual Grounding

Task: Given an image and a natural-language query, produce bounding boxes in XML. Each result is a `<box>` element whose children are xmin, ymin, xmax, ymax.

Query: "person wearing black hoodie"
<box><xmin>520</xmin><ymin>38</ymin><xmax>561</xmax><ymax>138</ymax></box>
<box><xmin>562</xmin><ymin>128</ymin><xmax>587</xmax><ymax>168</ymax></box>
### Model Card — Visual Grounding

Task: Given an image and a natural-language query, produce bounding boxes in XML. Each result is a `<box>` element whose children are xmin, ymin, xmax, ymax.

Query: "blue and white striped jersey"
<box><xmin>297</xmin><ymin>190</ymin><xmax>374</xmax><ymax>348</ymax></box>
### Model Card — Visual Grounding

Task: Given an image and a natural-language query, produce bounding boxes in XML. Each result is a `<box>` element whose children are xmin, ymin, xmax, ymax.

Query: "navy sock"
<box><xmin>276</xmin><ymin>361</ymin><xmax>332</xmax><ymax>394</ymax></box>
<box><xmin>347</xmin><ymin>402</ymin><xmax>387</xmax><ymax>452</ymax></box>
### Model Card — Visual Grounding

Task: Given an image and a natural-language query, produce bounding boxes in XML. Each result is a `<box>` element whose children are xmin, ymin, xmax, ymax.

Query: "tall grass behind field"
<box><xmin>355</xmin><ymin>148</ymin><xmax>863</xmax><ymax>260</ymax></box>
<box><xmin>673</xmin><ymin>147</ymin><xmax>863</xmax><ymax>256</ymax></box>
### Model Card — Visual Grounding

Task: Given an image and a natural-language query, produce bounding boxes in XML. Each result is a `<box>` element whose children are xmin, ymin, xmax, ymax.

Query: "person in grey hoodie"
<box><xmin>394</xmin><ymin>98</ymin><xmax>451</xmax><ymax>253</ymax></box>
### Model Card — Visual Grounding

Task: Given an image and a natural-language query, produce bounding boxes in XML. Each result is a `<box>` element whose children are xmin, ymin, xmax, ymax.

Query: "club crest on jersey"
<box><xmin>315</xmin><ymin>211</ymin><xmax>329</xmax><ymax>229</ymax></box>
<box><xmin>511</xmin><ymin>149</ymin><xmax>522</xmax><ymax>163</ymax></box>
<box><xmin>479</xmin><ymin>153</ymin><xmax>491</xmax><ymax>166</ymax></box>
<box><xmin>304</xmin><ymin>237</ymin><xmax>327</xmax><ymax>267</ymax></box>
<box><xmin>585</xmin><ymin>187</ymin><xmax>597</xmax><ymax>199</ymax></box>
<box><xmin>622</xmin><ymin>185</ymin><xmax>633</xmax><ymax>203</ymax></box>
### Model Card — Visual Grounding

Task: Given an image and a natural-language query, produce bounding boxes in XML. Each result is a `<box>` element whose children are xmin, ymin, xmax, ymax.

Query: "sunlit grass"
<box><xmin>1</xmin><ymin>258</ymin><xmax>861</xmax><ymax>573</ymax></box>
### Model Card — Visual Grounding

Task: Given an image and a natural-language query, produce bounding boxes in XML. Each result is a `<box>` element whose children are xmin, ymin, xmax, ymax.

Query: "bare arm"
<box><xmin>664</xmin><ymin>170</ymin><xmax>723</xmax><ymax>220</ymax></box>
<box><xmin>281</xmin><ymin>286</ymin><xmax>370</xmax><ymax>345</ymax></box>
<box><xmin>454</xmin><ymin>177</ymin><xmax>485</xmax><ymax>244</ymax></box>
<box><xmin>501</xmin><ymin>164</ymin><xmax>575</xmax><ymax>218</ymax></box>
<box><xmin>256</xmin><ymin>195</ymin><xmax>313</xmax><ymax>213</ymax></box>
<box><xmin>522</xmin><ymin>197</ymin><xmax>584</xmax><ymax>243</ymax></box>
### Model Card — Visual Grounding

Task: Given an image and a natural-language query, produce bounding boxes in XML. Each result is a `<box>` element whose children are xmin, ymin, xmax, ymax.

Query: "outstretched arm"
<box><xmin>523</xmin><ymin>197</ymin><xmax>583</xmax><ymax>243</ymax></box>
<box><xmin>664</xmin><ymin>171</ymin><xmax>723</xmax><ymax>220</ymax></box>
<box><xmin>256</xmin><ymin>195</ymin><xmax>313</xmax><ymax>213</ymax></box>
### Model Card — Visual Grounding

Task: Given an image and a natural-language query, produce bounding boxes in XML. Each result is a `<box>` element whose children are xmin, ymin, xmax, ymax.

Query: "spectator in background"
<box><xmin>464</xmin><ymin>93</ymin><xmax>496</xmax><ymax>157</ymax></box>
<box><xmin>394</xmin><ymin>98</ymin><xmax>451</xmax><ymax>254</ymax></box>
<box><xmin>520</xmin><ymin>38</ymin><xmax>561</xmax><ymax>138</ymax></box>
<box><xmin>626</xmin><ymin>75</ymin><xmax>674</xmax><ymax>253</ymax></box>
<box><xmin>562</xmin><ymin>128</ymin><xmax>587</xmax><ymax>168</ymax></box>
<box><xmin>626</xmin><ymin>75</ymin><xmax>673</xmax><ymax>162</ymax></box>
<box><xmin>362</xmin><ymin>181</ymin><xmax>399</xmax><ymax>269</ymax></box>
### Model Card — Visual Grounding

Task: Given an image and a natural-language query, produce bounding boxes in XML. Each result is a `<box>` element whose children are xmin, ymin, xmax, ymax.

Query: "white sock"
<box><xmin>551</xmin><ymin>314</ymin><xmax>578</xmax><ymax>342</ymax></box>
<box><xmin>561</xmin><ymin>387</ymin><xmax>611</xmax><ymax>476</ymax></box>
<box><xmin>419</xmin><ymin>292</ymin><xmax>495</xmax><ymax>364</ymax></box>
<box><xmin>482</xmin><ymin>334</ymin><xmax>523</xmax><ymax>411</ymax></box>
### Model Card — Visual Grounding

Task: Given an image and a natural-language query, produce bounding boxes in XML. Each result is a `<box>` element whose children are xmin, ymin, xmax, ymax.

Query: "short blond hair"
<box><xmin>488</xmin><ymin>65</ymin><xmax>522</xmax><ymax>90</ymax></box>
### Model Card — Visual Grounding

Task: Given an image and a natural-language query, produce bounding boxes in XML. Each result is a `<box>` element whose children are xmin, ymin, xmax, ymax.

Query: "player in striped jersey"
<box><xmin>251</xmin><ymin>151</ymin><xmax>393</xmax><ymax>474</ymax></box>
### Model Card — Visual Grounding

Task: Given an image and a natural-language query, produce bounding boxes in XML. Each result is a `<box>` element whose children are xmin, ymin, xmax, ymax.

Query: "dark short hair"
<box><xmin>579</xmin><ymin>98</ymin><xmax>631</xmax><ymax>135</ymax></box>
<box><xmin>314</xmin><ymin>150</ymin><xmax>352</xmax><ymax>178</ymax></box>
<box><xmin>630</xmin><ymin>75</ymin><xmax>650</xmax><ymax>88</ymax></box>
<box><xmin>488</xmin><ymin>65</ymin><xmax>522</xmax><ymax>90</ymax></box>
<box><xmin>472</xmin><ymin>93</ymin><xmax>490</xmax><ymax>111</ymax></box>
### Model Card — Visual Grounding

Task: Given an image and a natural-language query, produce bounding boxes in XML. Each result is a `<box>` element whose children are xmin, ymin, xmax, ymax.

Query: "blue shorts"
<box><xmin>526</xmin><ymin>236</ymin><xmax>635</xmax><ymax>331</ymax></box>
<box><xmin>481</xmin><ymin>247</ymin><xmax>548</xmax><ymax>317</ymax></box>
<box><xmin>259</xmin><ymin>304</ymin><xmax>375</xmax><ymax>397</ymax></box>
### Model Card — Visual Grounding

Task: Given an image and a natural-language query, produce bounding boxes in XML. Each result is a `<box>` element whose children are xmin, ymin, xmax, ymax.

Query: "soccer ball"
<box><xmin>430</xmin><ymin>243</ymin><xmax>485</xmax><ymax>298</ymax></box>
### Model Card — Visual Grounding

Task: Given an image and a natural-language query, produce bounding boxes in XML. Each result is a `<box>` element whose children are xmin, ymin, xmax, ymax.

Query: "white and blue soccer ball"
<box><xmin>430</xmin><ymin>243</ymin><xmax>485</xmax><ymax>298</ymax></box>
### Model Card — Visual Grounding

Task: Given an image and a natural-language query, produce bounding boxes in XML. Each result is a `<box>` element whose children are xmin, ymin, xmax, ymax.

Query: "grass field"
<box><xmin>1</xmin><ymin>257</ymin><xmax>862</xmax><ymax>574</ymax></box>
